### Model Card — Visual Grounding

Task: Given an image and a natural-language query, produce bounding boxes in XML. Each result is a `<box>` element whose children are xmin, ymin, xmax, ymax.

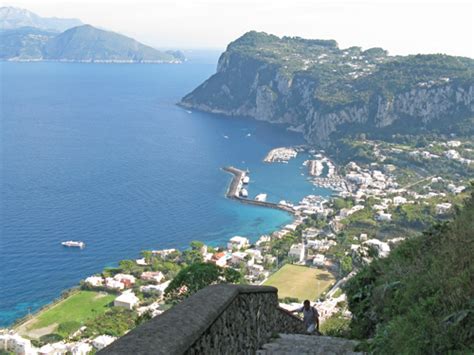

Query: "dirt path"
<box><xmin>26</xmin><ymin>323</ymin><xmax>59</xmax><ymax>339</ymax></box>
<box><xmin>16</xmin><ymin>319</ymin><xmax>58</xmax><ymax>339</ymax></box>
<box><xmin>93</xmin><ymin>291</ymin><xmax>108</xmax><ymax>300</ymax></box>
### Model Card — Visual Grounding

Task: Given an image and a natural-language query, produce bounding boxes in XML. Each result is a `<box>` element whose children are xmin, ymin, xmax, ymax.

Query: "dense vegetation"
<box><xmin>183</xmin><ymin>31</ymin><xmax>473</xmax><ymax>147</ymax></box>
<box><xmin>344</xmin><ymin>188</ymin><xmax>474</xmax><ymax>353</ymax></box>
<box><xmin>164</xmin><ymin>262</ymin><xmax>241</xmax><ymax>302</ymax></box>
<box><xmin>223</xmin><ymin>31</ymin><xmax>473</xmax><ymax>109</ymax></box>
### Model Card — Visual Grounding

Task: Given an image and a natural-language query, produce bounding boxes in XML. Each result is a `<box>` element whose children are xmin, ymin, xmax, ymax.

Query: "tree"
<box><xmin>141</xmin><ymin>250</ymin><xmax>152</xmax><ymax>264</ymax></box>
<box><xmin>190</xmin><ymin>240</ymin><xmax>204</xmax><ymax>250</ymax></box>
<box><xmin>340</xmin><ymin>256</ymin><xmax>353</xmax><ymax>276</ymax></box>
<box><xmin>223</xmin><ymin>267</ymin><xmax>242</xmax><ymax>284</ymax></box>
<box><xmin>165</xmin><ymin>263</ymin><xmax>240</xmax><ymax>302</ymax></box>
<box><xmin>182</xmin><ymin>249</ymin><xmax>204</xmax><ymax>265</ymax></box>
<box><xmin>118</xmin><ymin>260</ymin><xmax>136</xmax><ymax>274</ymax></box>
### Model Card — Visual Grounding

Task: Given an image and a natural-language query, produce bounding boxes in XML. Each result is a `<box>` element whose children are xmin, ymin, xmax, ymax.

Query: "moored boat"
<box><xmin>61</xmin><ymin>240</ymin><xmax>85</xmax><ymax>248</ymax></box>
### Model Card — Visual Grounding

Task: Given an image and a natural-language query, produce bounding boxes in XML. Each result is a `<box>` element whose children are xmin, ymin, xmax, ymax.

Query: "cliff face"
<box><xmin>181</xmin><ymin>32</ymin><xmax>474</xmax><ymax>146</ymax></box>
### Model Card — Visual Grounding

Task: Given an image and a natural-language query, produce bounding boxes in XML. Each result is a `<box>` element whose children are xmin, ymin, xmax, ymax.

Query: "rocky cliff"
<box><xmin>180</xmin><ymin>31</ymin><xmax>474</xmax><ymax>146</ymax></box>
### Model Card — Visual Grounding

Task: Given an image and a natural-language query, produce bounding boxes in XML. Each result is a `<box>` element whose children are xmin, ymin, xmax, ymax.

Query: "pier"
<box><xmin>222</xmin><ymin>166</ymin><xmax>296</xmax><ymax>215</ymax></box>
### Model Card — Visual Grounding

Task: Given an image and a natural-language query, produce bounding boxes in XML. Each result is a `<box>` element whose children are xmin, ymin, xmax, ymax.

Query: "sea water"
<box><xmin>0</xmin><ymin>58</ymin><xmax>331</xmax><ymax>325</ymax></box>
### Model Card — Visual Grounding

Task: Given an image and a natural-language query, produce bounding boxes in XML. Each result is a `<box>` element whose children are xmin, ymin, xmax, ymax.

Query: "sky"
<box><xmin>2</xmin><ymin>0</ymin><xmax>473</xmax><ymax>57</ymax></box>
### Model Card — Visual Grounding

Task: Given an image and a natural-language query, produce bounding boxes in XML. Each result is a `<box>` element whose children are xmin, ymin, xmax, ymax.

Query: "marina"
<box><xmin>223</xmin><ymin>166</ymin><xmax>296</xmax><ymax>214</ymax></box>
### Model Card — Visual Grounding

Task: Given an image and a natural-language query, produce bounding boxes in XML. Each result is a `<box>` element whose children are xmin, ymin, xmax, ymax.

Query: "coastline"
<box><xmin>1</xmin><ymin>59</ymin><xmax>184</xmax><ymax>64</ymax></box>
<box><xmin>222</xmin><ymin>166</ymin><xmax>296</xmax><ymax>215</ymax></box>
<box><xmin>7</xmin><ymin>156</ymin><xmax>309</xmax><ymax>329</ymax></box>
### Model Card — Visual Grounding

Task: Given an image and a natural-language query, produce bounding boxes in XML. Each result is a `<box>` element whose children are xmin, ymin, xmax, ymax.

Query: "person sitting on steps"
<box><xmin>292</xmin><ymin>299</ymin><xmax>320</xmax><ymax>334</ymax></box>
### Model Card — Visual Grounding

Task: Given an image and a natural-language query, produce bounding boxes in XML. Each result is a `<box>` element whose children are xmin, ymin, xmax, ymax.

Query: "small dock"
<box><xmin>222</xmin><ymin>166</ymin><xmax>295</xmax><ymax>215</ymax></box>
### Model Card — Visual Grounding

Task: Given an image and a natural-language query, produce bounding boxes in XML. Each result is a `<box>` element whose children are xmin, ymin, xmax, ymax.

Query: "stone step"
<box><xmin>257</xmin><ymin>333</ymin><xmax>362</xmax><ymax>355</ymax></box>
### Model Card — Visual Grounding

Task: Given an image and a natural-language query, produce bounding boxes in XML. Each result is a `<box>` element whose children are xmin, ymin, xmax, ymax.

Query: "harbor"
<box><xmin>222</xmin><ymin>166</ymin><xmax>296</xmax><ymax>214</ymax></box>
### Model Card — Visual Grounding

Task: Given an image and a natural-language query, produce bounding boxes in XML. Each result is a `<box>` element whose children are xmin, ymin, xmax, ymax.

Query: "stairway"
<box><xmin>257</xmin><ymin>333</ymin><xmax>362</xmax><ymax>355</ymax></box>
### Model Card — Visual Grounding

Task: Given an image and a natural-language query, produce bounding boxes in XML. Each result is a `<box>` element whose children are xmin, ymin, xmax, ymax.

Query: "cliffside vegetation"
<box><xmin>344</xmin><ymin>187</ymin><xmax>474</xmax><ymax>353</ymax></box>
<box><xmin>181</xmin><ymin>31</ymin><xmax>474</xmax><ymax>146</ymax></box>
<box><xmin>225</xmin><ymin>32</ymin><xmax>473</xmax><ymax>107</ymax></box>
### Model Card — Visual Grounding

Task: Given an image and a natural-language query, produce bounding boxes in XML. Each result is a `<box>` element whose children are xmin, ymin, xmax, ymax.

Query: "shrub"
<box><xmin>57</xmin><ymin>320</ymin><xmax>81</xmax><ymax>336</ymax></box>
<box><xmin>345</xmin><ymin>188</ymin><xmax>474</xmax><ymax>353</ymax></box>
<box><xmin>320</xmin><ymin>312</ymin><xmax>351</xmax><ymax>338</ymax></box>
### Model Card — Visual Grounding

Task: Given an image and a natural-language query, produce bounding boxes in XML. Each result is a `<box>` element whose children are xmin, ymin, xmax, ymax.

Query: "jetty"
<box><xmin>222</xmin><ymin>166</ymin><xmax>295</xmax><ymax>214</ymax></box>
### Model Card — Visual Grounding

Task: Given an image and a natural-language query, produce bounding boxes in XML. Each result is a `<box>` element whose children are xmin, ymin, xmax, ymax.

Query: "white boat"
<box><xmin>61</xmin><ymin>241</ymin><xmax>85</xmax><ymax>248</ymax></box>
<box><xmin>242</xmin><ymin>176</ymin><xmax>250</xmax><ymax>184</ymax></box>
<box><xmin>240</xmin><ymin>188</ymin><xmax>248</xmax><ymax>198</ymax></box>
<box><xmin>255</xmin><ymin>193</ymin><xmax>267</xmax><ymax>202</ymax></box>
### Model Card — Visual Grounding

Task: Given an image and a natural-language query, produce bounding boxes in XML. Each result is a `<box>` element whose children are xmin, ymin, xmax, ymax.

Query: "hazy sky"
<box><xmin>3</xmin><ymin>0</ymin><xmax>473</xmax><ymax>57</ymax></box>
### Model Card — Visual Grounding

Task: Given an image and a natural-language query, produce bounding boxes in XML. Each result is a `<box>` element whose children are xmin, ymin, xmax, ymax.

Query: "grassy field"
<box><xmin>18</xmin><ymin>290</ymin><xmax>115</xmax><ymax>337</ymax></box>
<box><xmin>264</xmin><ymin>264</ymin><xmax>335</xmax><ymax>301</ymax></box>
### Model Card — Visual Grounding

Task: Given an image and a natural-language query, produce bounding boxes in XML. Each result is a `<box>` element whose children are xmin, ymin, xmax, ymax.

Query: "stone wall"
<box><xmin>275</xmin><ymin>307</ymin><xmax>309</xmax><ymax>334</ymax></box>
<box><xmin>98</xmin><ymin>284</ymin><xmax>306</xmax><ymax>355</ymax></box>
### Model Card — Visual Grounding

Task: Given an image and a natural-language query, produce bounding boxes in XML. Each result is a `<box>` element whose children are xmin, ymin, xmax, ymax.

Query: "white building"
<box><xmin>0</xmin><ymin>332</ymin><xmax>34</xmax><ymax>355</ymax></box>
<box><xmin>151</xmin><ymin>248</ymin><xmax>177</xmax><ymax>258</ymax></box>
<box><xmin>436</xmin><ymin>202</ymin><xmax>452</xmax><ymax>215</ymax></box>
<box><xmin>302</xmin><ymin>228</ymin><xmax>320</xmax><ymax>239</ymax></box>
<box><xmin>38</xmin><ymin>343</ymin><xmax>56</xmax><ymax>355</ymax></box>
<box><xmin>140</xmin><ymin>284</ymin><xmax>164</xmax><ymax>294</ymax></box>
<box><xmin>288</xmin><ymin>244</ymin><xmax>305</xmax><ymax>263</ymax></box>
<box><xmin>153</xmin><ymin>280</ymin><xmax>171</xmax><ymax>294</ymax></box>
<box><xmin>248</xmin><ymin>264</ymin><xmax>264</xmax><ymax>276</ymax></box>
<box><xmin>212</xmin><ymin>252</ymin><xmax>229</xmax><ymax>267</ymax></box>
<box><xmin>264</xmin><ymin>255</ymin><xmax>277</xmax><ymax>265</ymax></box>
<box><xmin>312</xmin><ymin>254</ymin><xmax>326</xmax><ymax>267</ymax></box>
<box><xmin>376</xmin><ymin>211</ymin><xmax>392</xmax><ymax>222</ymax></box>
<box><xmin>39</xmin><ymin>342</ymin><xmax>68</xmax><ymax>355</ymax></box>
<box><xmin>393</xmin><ymin>196</ymin><xmax>407</xmax><ymax>206</ymax></box>
<box><xmin>140</xmin><ymin>271</ymin><xmax>164</xmax><ymax>283</ymax></box>
<box><xmin>84</xmin><ymin>276</ymin><xmax>103</xmax><ymax>287</ymax></box>
<box><xmin>447</xmin><ymin>184</ymin><xmax>466</xmax><ymax>194</ymax></box>
<box><xmin>227</xmin><ymin>236</ymin><xmax>250</xmax><ymax>250</ymax></box>
<box><xmin>256</xmin><ymin>235</ymin><xmax>271</xmax><ymax>247</ymax></box>
<box><xmin>135</xmin><ymin>258</ymin><xmax>148</xmax><ymax>266</ymax></box>
<box><xmin>92</xmin><ymin>335</ymin><xmax>117</xmax><ymax>350</ymax></box>
<box><xmin>447</xmin><ymin>140</ymin><xmax>461</xmax><ymax>147</ymax></box>
<box><xmin>69</xmin><ymin>342</ymin><xmax>92</xmax><ymax>355</ymax></box>
<box><xmin>113</xmin><ymin>273</ymin><xmax>136</xmax><ymax>284</ymax></box>
<box><xmin>364</xmin><ymin>239</ymin><xmax>391</xmax><ymax>258</ymax></box>
<box><xmin>114</xmin><ymin>291</ymin><xmax>139</xmax><ymax>310</ymax></box>
<box><xmin>283</xmin><ymin>224</ymin><xmax>298</xmax><ymax>232</ymax></box>
<box><xmin>231</xmin><ymin>251</ymin><xmax>248</xmax><ymax>265</ymax></box>
<box><xmin>245</xmin><ymin>248</ymin><xmax>262</xmax><ymax>261</ymax></box>
<box><xmin>445</xmin><ymin>149</ymin><xmax>461</xmax><ymax>160</ymax></box>
<box><xmin>105</xmin><ymin>278</ymin><xmax>124</xmax><ymax>290</ymax></box>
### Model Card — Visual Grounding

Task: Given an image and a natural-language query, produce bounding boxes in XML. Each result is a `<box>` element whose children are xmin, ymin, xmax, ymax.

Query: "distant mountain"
<box><xmin>0</xmin><ymin>26</ymin><xmax>55</xmax><ymax>60</ymax></box>
<box><xmin>0</xmin><ymin>6</ymin><xmax>83</xmax><ymax>32</ymax></box>
<box><xmin>42</xmin><ymin>25</ymin><xmax>183</xmax><ymax>63</ymax></box>
<box><xmin>0</xmin><ymin>24</ymin><xmax>185</xmax><ymax>63</ymax></box>
<box><xmin>0</xmin><ymin>7</ymin><xmax>185</xmax><ymax>63</ymax></box>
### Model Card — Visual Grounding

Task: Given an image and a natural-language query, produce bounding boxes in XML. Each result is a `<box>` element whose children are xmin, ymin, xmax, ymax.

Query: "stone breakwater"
<box><xmin>223</xmin><ymin>166</ymin><xmax>295</xmax><ymax>214</ymax></box>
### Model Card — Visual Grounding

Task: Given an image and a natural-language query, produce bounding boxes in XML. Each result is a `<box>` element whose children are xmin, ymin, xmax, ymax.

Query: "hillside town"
<box><xmin>3</xmin><ymin>137</ymin><xmax>471</xmax><ymax>355</ymax></box>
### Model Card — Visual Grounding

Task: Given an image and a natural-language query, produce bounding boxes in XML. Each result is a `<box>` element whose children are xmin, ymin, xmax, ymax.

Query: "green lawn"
<box><xmin>264</xmin><ymin>264</ymin><xmax>335</xmax><ymax>301</ymax></box>
<box><xmin>27</xmin><ymin>290</ymin><xmax>115</xmax><ymax>331</ymax></box>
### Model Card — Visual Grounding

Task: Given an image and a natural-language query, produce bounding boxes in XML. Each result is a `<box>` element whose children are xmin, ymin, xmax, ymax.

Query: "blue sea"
<box><xmin>0</xmin><ymin>56</ymin><xmax>331</xmax><ymax>326</ymax></box>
